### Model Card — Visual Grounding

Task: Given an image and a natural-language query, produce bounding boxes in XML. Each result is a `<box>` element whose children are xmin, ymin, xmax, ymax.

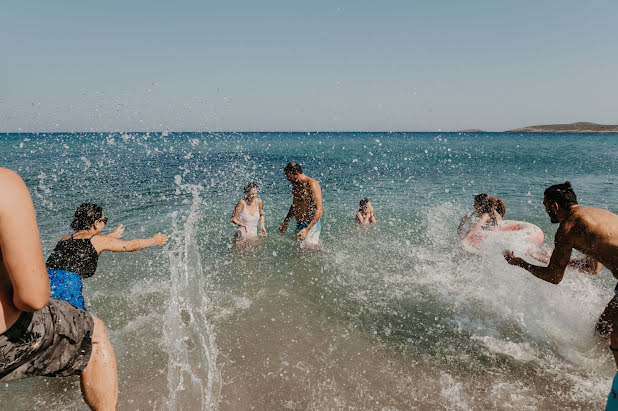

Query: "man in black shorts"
<box><xmin>0</xmin><ymin>168</ymin><xmax>118</xmax><ymax>410</ymax></box>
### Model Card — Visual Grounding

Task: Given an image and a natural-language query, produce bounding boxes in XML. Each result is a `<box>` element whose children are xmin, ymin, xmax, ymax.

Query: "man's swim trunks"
<box><xmin>0</xmin><ymin>298</ymin><xmax>93</xmax><ymax>381</ymax></box>
<box><xmin>297</xmin><ymin>219</ymin><xmax>321</xmax><ymax>246</ymax></box>
<box><xmin>48</xmin><ymin>269</ymin><xmax>86</xmax><ymax>310</ymax></box>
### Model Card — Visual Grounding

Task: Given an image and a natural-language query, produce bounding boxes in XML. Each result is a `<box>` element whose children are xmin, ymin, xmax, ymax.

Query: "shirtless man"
<box><xmin>0</xmin><ymin>168</ymin><xmax>118</xmax><ymax>410</ymax></box>
<box><xmin>278</xmin><ymin>162</ymin><xmax>323</xmax><ymax>246</ymax></box>
<box><xmin>503</xmin><ymin>181</ymin><xmax>618</xmax><ymax>408</ymax></box>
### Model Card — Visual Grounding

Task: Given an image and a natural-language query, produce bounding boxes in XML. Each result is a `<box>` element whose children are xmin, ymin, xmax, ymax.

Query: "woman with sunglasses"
<box><xmin>46</xmin><ymin>202</ymin><xmax>168</xmax><ymax>310</ymax></box>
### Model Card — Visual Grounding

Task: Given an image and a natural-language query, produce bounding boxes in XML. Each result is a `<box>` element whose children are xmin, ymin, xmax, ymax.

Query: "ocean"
<box><xmin>1</xmin><ymin>131</ymin><xmax>617</xmax><ymax>409</ymax></box>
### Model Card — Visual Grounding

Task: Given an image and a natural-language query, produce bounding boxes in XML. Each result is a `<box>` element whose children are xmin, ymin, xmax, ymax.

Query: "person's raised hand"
<box><xmin>152</xmin><ymin>233</ymin><xmax>168</xmax><ymax>246</ymax></box>
<box><xmin>110</xmin><ymin>224</ymin><xmax>125</xmax><ymax>239</ymax></box>
<box><xmin>504</xmin><ymin>250</ymin><xmax>519</xmax><ymax>265</ymax></box>
<box><xmin>297</xmin><ymin>227</ymin><xmax>308</xmax><ymax>241</ymax></box>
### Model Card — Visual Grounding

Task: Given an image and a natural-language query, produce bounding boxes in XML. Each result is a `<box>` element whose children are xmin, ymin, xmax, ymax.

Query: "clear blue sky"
<box><xmin>1</xmin><ymin>1</ymin><xmax>617</xmax><ymax>132</ymax></box>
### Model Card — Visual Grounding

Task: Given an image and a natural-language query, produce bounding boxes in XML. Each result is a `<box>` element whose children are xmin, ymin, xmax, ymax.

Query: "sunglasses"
<box><xmin>98</xmin><ymin>217</ymin><xmax>108</xmax><ymax>224</ymax></box>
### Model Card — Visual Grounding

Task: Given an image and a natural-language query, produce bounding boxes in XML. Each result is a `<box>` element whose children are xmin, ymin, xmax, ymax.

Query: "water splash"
<box><xmin>160</xmin><ymin>183</ymin><xmax>221</xmax><ymax>410</ymax></box>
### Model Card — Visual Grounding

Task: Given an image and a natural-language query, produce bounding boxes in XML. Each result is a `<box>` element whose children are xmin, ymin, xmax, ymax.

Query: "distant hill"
<box><xmin>509</xmin><ymin>122</ymin><xmax>618</xmax><ymax>133</ymax></box>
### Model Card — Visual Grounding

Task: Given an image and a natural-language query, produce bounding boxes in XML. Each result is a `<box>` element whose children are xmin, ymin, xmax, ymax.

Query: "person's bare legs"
<box><xmin>80</xmin><ymin>316</ymin><xmax>118</xmax><ymax>411</ymax></box>
<box><xmin>595</xmin><ymin>298</ymin><xmax>618</xmax><ymax>369</ymax></box>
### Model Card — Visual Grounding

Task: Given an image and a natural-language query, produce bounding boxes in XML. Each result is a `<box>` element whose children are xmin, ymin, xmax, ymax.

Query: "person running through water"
<box><xmin>458</xmin><ymin>193</ymin><xmax>506</xmax><ymax>240</ymax></box>
<box><xmin>278</xmin><ymin>162</ymin><xmax>323</xmax><ymax>246</ymax></box>
<box><xmin>0</xmin><ymin>168</ymin><xmax>118</xmax><ymax>410</ymax></box>
<box><xmin>503</xmin><ymin>181</ymin><xmax>618</xmax><ymax>409</ymax></box>
<box><xmin>46</xmin><ymin>203</ymin><xmax>168</xmax><ymax>310</ymax></box>
<box><xmin>231</xmin><ymin>182</ymin><xmax>266</xmax><ymax>241</ymax></box>
<box><xmin>356</xmin><ymin>198</ymin><xmax>377</xmax><ymax>225</ymax></box>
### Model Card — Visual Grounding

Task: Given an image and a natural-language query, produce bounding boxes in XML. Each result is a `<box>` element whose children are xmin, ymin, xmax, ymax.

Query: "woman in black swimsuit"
<box><xmin>47</xmin><ymin>203</ymin><xmax>168</xmax><ymax>310</ymax></box>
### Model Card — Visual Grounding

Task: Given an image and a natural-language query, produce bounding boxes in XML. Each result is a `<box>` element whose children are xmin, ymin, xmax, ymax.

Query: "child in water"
<box><xmin>458</xmin><ymin>193</ymin><xmax>506</xmax><ymax>241</ymax></box>
<box><xmin>356</xmin><ymin>198</ymin><xmax>377</xmax><ymax>225</ymax></box>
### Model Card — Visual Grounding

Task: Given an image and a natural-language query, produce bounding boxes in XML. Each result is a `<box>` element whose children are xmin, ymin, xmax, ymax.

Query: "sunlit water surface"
<box><xmin>1</xmin><ymin>132</ymin><xmax>617</xmax><ymax>409</ymax></box>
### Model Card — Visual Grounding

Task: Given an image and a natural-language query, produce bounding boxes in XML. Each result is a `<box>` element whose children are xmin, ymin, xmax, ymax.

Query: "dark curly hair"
<box><xmin>474</xmin><ymin>194</ymin><xmax>494</xmax><ymax>215</ymax></box>
<box><xmin>70</xmin><ymin>203</ymin><xmax>103</xmax><ymax>231</ymax></box>
<box><xmin>474</xmin><ymin>194</ymin><xmax>506</xmax><ymax>219</ymax></box>
<box><xmin>493</xmin><ymin>197</ymin><xmax>506</xmax><ymax>218</ymax></box>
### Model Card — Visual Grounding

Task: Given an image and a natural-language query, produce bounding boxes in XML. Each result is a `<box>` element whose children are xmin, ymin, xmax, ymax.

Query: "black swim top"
<box><xmin>46</xmin><ymin>234</ymin><xmax>100</xmax><ymax>278</ymax></box>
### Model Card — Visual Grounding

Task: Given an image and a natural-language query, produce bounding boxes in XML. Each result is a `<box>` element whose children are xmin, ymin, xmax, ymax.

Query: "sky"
<box><xmin>1</xmin><ymin>1</ymin><xmax>617</xmax><ymax>132</ymax></box>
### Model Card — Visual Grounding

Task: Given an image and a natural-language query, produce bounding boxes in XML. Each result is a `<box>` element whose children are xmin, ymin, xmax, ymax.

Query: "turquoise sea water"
<box><xmin>1</xmin><ymin>131</ymin><xmax>617</xmax><ymax>409</ymax></box>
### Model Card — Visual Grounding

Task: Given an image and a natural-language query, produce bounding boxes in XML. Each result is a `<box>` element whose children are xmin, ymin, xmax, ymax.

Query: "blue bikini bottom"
<box><xmin>47</xmin><ymin>269</ymin><xmax>86</xmax><ymax>311</ymax></box>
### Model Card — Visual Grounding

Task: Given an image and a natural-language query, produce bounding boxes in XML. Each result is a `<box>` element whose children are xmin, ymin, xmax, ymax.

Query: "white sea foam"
<box><xmin>326</xmin><ymin>200</ymin><xmax>612</xmax><ymax>406</ymax></box>
<box><xmin>472</xmin><ymin>335</ymin><xmax>538</xmax><ymax>362</ymax></box>
<box><xmin>439</xmin><ymin>372</ymin><xmax>471</xmax><ymax>410</ymax></box>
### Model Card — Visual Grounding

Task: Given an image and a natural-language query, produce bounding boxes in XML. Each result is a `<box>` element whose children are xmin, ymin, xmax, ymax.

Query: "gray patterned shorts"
<box><xmin>0</xmin><ymin>298</ymin><xmax>94</xmax><ymax>381</ymax></box>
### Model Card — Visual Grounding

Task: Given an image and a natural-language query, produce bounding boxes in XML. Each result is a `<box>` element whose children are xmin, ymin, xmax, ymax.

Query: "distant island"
<box><xmin>459</xmin><ymin>129</ymin><xmax>485</xmax><ymax>133</ymax></box>
<box><xmin>508</xmin><ymin>122</ymin><xmax>618</xmax><ymax>133</ymax></box>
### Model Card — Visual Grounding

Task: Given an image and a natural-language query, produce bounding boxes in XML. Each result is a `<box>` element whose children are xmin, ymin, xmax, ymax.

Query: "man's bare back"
<box><xmin>559</xmin><ymin>206</ymin><xmax>618</xmax><ymax>276</ymax></box>
<box><xmin>0</xmin><ymin>168</ymin><xmax>49</xmax><ymax>333</ymax></box>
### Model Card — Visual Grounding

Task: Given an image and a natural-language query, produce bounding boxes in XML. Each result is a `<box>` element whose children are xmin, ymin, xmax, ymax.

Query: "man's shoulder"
<box><xmin>584</xmin><ymin>205</ymin><xmax>618</xmax><ymax>217</ymax></box>
<box><xmin>0</xmin><ymin>168</ymin><xmax>29</xmax><ymax>207</ymax></box>
<box><xmin>561</xmin><ymin>206</ymin><xmax>606</xmax><ymax>236</ymax></box>
<box><xmin>573</xmin><ymin>205</ymin><xmax>597</xmax><ymax>214</ymax></box>
<box><xmin>571</xmin><ymin>206</ymin><xmax>611</xmax><ymax>223</ymax></box>
<box><xmin>572</xmin><ymin>206</ymin><xmax>618</xmax><ymax>231</ymax></box>
<box><xmin>0</xmin><ymin>168</ymin><xmax>23</xmax><ymax>186</ymax></box>
<box><xmin>307</xmin><ymin>176</ymin><xmax>321</xmax><ymax>186</ymax></box>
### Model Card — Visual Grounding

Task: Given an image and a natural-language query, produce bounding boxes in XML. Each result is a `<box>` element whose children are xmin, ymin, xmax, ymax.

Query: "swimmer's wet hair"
<box><xmin>71</xmin><ymin>203</ymin><xmax>103</xmax><ymax>231</ymax></box>
<box><xmin>474</xmin><ymin>194</ymin><xmax>506</xmax><ymax>217</ymax></box>
<box><xmin>544</xmin><ymin>181</ymin><xmax>578</xmax><ymax>208</ymax></box>
<box><xmin>474</xmin><ymin>193</ymin><xmax>494</xmax><ymax>214</ymax></box>
<box><xmin>494</xmin><ymin>197</ymin><xmax>506</xmax><ymax>218</ymax></box>
<box><xmin>284</xmin><ymin>162</ymin><xmax>302</xmax><ymax>175</ymax></box>
<box><xmin>359</xmin><ymin>198</ymin><xmax>370</xmax><ymax>207</ymax></box>
<box><xmin>244</xmin><ymin>181</ymin><xmax>259</xmax><ymax>194</ymax></box>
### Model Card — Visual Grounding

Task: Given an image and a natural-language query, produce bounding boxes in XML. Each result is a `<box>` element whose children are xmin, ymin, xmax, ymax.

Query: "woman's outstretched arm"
<box><xmin>92</xmin><ymin>232</ymin><xmax>168</xmax><ymax>253</ymax></box>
